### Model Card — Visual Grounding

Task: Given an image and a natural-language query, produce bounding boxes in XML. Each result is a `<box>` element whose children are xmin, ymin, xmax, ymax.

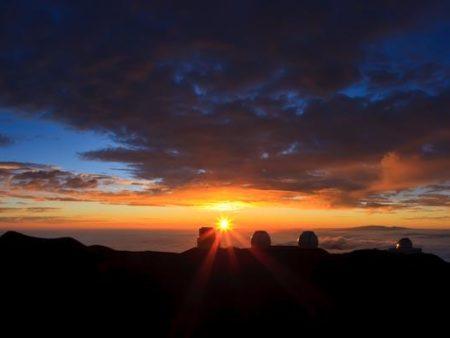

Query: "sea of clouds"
<box><xmin>274</xmin><ymin>228</ymin><xmax>450</xmax><ymax>261</ymax></box>
<box><xmin>3</xmin><ymin>227</ymin><xmax>450</xmax><ymax>262</ymax></box>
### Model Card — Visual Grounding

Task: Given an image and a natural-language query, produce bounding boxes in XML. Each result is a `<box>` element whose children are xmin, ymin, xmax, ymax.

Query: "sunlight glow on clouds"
<box><xmin>0</xmin><ymin>0</ymin><xmax>449</xmax><ymax>228</ymax></box>
<box><xmin>201</xmin><ymin>201</ymin><xmax>252</xmax><ymax>212</ymax></box>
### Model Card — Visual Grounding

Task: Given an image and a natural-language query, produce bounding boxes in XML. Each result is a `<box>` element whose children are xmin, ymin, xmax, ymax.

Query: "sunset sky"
<box><xmin>1</xmin><ymin>0</ymin><xmax>449</xmax><ymax>230</ymax></box>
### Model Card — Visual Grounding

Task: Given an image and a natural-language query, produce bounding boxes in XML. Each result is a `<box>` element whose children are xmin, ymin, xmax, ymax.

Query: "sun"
<box><xmin>216</xmin><ymin>216</ymin><xmax>232</xmax><ymax>232</ymax></box>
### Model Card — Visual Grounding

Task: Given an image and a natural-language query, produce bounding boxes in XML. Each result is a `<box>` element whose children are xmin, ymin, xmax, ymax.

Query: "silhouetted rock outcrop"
<box><xmin>1</xmin><ymin>231</ymin><xmax>449</xmax><ymax>337</ymax></box>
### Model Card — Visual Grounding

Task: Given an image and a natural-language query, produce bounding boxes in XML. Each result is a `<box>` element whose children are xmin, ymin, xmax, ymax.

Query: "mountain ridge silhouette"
<box><xmin>1</xmin><ymin>230</ymin><xmax>449</xmax><ymax>336</ymax></box>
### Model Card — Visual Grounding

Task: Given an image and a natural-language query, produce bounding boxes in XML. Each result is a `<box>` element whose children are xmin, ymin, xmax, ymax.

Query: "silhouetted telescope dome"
<box><xmin>396</xmin><ymin>238</ymin><xmax>413</xmax><ymax>250</ymax></box>
<box><xmin>298</xmin><ymin>231</ymin><xmax>319</xmax><ymax>249</ymax></box>
<box><xmin>197</xmin><ymin>227</ymin><xmax>216</xmax><ymax>249</ymax></box>
<box><xmin>251</xmin><ymin>231</ymin><xmax>271</xmax><ymax>248</ymax></box>
<box><xmin>390</xmin><ymin>237</ymin><xmax>421</xmax><ymax>254</ymax></box>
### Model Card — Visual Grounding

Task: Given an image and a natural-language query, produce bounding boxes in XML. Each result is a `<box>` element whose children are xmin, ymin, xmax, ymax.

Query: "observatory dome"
<box><xmin>251</xmin><ymin>231</ymin><xmax>271</xmax><ymax>248</ymax></box>
<box><xmin>396</xmin><ymin>238</ymin><xmax>413</xmax><ymax>250</ymax></box>
<box><xmin>298</xmin><ymin>231</ymin><xmax>319</xmax><ymax>249</ymax></box>
<box><xmin>389</xmin><ymin>237</ymin><xmax>421</xmax><ymax>254</ymax></box>
<box><xmin>197</xmin><ymin>227</ymin><xmax>216</xmax><ymax>249</ymax></box>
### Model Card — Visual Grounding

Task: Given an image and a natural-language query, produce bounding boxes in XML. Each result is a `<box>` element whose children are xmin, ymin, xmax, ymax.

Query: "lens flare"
<box><xmin>216</xmin><ymin>216</ymin><xmax>232</xmax><ymax>231</ymax></box>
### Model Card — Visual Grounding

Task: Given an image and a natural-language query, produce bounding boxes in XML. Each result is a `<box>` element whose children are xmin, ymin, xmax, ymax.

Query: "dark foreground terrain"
<box><xmin>1</xmin><ymin>231</ymin><xmax>449</xmax><ymax>337</ymax></box>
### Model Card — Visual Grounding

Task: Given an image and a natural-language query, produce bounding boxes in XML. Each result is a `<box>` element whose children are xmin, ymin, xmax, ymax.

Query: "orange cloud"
<box><xmin>373</xmin><ymin>152</ymin><xmax>450</xmax><ymax>192</ymax></box>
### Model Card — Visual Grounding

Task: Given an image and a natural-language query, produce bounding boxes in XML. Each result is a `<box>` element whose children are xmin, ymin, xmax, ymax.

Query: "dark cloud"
<box><xmin>10</xmin><ymin>167</ymin><xmax>101</xmax><ymax>191</ymax></box>
<box><xmin>404</xmin><ymin>194</ymin><xmax>450</xmax><ymax>207</ymax></box>
<box><xmin>365</xmin><ymin>62</ymin><xmax>450</xmax><ymax>91</ymax></box>
<box><xmin>81</xmin><ymin>91</ymin><xmax>450</xmax><ymax>197</ymax></box>
<box><xmin>0</xmin><ymin>161</ymin><xmax>120</xmax><ymax>193</ymax></box>
<box><xmin>0</xmin><ymin>1</ymin><xmax>449</xmax><ymax>208</ymax></box>
<box><xmin>0</xmin><ymin>161</ymin><xmax>175</xmax><ymax>207</ymax></box>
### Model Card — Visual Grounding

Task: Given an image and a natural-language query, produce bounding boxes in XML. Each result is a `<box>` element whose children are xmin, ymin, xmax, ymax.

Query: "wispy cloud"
<box><xmin>0</xmin><ymin>207</ymin><xmax>59</xmax><ymax>213</ymax></box>
<box><xmin>0</xmin><ymin>216</ymin><xmax>67</xmax><ymax>223</ymax></box>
